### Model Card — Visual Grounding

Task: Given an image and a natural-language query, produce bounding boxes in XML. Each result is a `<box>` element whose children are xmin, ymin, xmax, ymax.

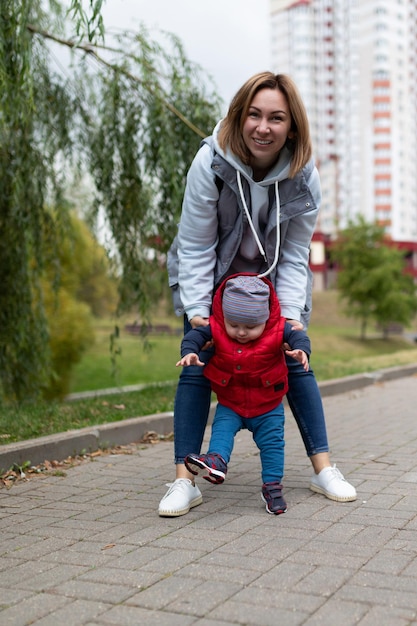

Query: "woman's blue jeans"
<box><xmin>174</xmin><ymin>316</ymin><xmax>329</xmax><ymax>464</ymax></box>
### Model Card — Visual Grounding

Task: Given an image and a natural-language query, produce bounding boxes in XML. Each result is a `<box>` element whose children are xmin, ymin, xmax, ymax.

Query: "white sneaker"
<box><xmin>158</xmin><ymin>478</ymin><xmax>203</xmax><ymax>517</ymax></box>
<box><xmin>310</xmin><ymin>464</ymin><xmax>357</xmax><ymax>502</ymax></box>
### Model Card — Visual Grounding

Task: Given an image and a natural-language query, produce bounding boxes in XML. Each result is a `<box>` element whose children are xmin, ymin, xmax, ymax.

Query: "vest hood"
<box><xmin>212</xmin><ymin>272</ymin><xmax>281</xmax><ymax>331</ymax></box>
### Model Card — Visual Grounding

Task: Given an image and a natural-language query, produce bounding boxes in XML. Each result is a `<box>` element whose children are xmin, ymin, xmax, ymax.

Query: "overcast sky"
<box><xmin>101</xmin><ymin>0</ymin><xmax>271</xmax><ymax>111</ymax></box>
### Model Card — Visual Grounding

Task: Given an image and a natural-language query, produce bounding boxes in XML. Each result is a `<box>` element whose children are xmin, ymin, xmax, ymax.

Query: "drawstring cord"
<box><xmin>236</xmin><ymin>171</ymin><xmax>281</xmax><ymax>279</ymax></box>
<box><xmin>236</xmin><ymin>170</ymin><xmax>267</xmax><ymax>263</ymax></box>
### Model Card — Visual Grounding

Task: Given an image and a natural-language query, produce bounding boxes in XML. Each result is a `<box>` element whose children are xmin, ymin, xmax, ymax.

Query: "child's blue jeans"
<box><xmin>207</xmin><ymin>403</ymin><xmax>285</xmax><ymax>484</ymax></box>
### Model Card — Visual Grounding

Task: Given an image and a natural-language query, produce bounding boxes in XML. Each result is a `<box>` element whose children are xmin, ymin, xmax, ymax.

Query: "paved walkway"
<box><xmin>1</xmin><ymin>373</ymin><xmax>417</xmax><ymax>625</ymax></box>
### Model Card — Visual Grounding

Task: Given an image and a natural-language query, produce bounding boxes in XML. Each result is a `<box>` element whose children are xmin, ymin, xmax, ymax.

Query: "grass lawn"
<box><xmin>70</xmin><ymin>327</ymin><xmax>182</xmax><ymax>392</ymax></box>
<box><xmin>306</xmin><ymin>291</ymin><xmax>417</xmax><ymax>379</ymax></box>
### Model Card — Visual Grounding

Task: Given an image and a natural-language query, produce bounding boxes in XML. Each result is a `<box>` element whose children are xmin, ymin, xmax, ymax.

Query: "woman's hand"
<box><xmin>190</xmin><ymin>316</ymin><xmax>210</xmax><ymax>329</ymax></box>
<box><xmin>189</xmin><ymin>316</ymin><xmax>213</xmax><ymax>350</ymax></box>
<box><xmin>286</xmin><ymin>319</ymin><xmax>304</xmax><ymax>331</ymax></box>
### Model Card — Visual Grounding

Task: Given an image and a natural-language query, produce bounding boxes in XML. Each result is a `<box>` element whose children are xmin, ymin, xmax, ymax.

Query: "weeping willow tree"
<box><xmin>0</xmin><ymin>0</ymin><xmax>221</xmax><ymax>401</ymax></box>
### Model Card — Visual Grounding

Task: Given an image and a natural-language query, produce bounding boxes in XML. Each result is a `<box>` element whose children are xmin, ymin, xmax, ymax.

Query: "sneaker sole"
<box><xmin>158</xmin><ymin>494</ymin><xmax>203</xmax><ymax>517</ymax></box>
<box><xmin>185</xmin><ymin>458</ymin><xmax>225</xmax><ymax>484</ymax></box>
<box><xmin>309</xmin><ymin>483</ymin><xmax>357</xmax><ymax>502</ymax></box>
<box><xmin>261</xmin><ymin>494</ymin><xmax>287</xmax><ymax>515</ymax></box>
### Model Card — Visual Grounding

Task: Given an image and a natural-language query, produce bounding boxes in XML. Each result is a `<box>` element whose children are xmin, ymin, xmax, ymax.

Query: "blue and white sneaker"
<box><xmin>261</xmin><ymin>481</ymin><xmax>287</xmax><ymax>515</ymax></box>
<box><xmin>185</xmin><ymin>452</ymin><xmax>227</xmax><ymax>484</ymax></box>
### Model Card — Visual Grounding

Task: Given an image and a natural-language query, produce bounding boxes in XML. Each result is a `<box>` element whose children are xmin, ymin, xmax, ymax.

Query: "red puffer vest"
<box><xmin>203</xmin><ymin>273</ymin><xmax>288</xmax><ymax>418</ymax></box>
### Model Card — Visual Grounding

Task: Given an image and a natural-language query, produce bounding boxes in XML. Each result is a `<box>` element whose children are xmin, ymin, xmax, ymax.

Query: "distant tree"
<box><xmin>42</xmin><ymin>282</ymin><xmax>94</xmax><ymax>400</ymax></box>
<box><xmin>41</xmin><ymin>210</ymin><xmax>118</xmax><ymax>399</ymax></box>
<box><xmin>1</xmin><ymin>0</ymin><xmax>221</xmax><ymax>401</ymax></box>
<box><xmin>331</xmin><ymin>216</ymin><xmax>417</xmax><ymax>340</ymax></box>
<box><xmin>59</xmin><ymin>213</ymin><xmax>119</xmax><ymax>318</ymax></box>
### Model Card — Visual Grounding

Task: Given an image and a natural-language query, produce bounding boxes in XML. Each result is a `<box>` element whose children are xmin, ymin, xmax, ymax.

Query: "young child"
<box><xmin>176</xmin><ymin>273</ymin><xmax>310</xmax><ymax>515</ymax></box>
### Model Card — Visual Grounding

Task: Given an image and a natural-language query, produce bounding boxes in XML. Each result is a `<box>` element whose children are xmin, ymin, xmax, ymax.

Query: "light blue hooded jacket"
<box><xmin>168</xmin><ymin>120</ymin><xmax>321</xmax><ymax>328</ymax></box>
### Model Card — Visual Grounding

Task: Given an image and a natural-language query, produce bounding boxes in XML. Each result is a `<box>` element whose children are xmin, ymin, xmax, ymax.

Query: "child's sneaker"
<box><xmin>261</xmin><ymin>481</ymin><xmax>287</xmax><ymax>515</ymax></box>
<box><xmin>185</xmin><ymin>453</ymin><xmax>227</xmax><ymax>484</ymax></box>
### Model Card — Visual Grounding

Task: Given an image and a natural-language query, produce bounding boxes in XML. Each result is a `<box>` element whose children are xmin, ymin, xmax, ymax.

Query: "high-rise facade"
<box><xmin>270</xmin><ymin>0</ymin><xmax>417</xmax><ymax>287</ymax></box>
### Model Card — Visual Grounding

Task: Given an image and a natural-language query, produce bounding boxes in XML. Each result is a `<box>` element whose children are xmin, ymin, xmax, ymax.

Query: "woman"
<box><xmin>159</xmin><ymin>72</ymin><xmax>357</xmax><ymax>517</ymax></box>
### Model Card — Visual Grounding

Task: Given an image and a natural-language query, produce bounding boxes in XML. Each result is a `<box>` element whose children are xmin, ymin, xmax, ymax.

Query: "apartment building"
<box><xmin>270</xmin><ymin>0</ymin><xmax>417</xmax><ymax>288</ymax></box>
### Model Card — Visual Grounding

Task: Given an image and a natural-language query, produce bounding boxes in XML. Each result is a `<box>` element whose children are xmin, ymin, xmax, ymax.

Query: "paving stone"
<box><xmin>337</xmin><ymin>583</ymin><xmax>417</xmax><ymax>611</ymax></box>
<box><xmin>361</xmin><ymin>549</ymin><xmax>415</xmax><ymax>575</ymax></box>
<box><xmin>125</xmin><ymin>574</ymin><xmax>203</xmax><ymax>610</ymax></box>
<box><xmin>0</xmin><ymin>592</ymin><xmax>70</xmax><ymax>625</ymax></box>
<box><xmin>56</xmin><ymin>579</ymin><xmax>136</xmax><ymax>604</ymax></box>
<box><xmin>166</xmin><ymin>579</ymin><xmax>245</xmax><ymax>616</ymax></box>
<box><xmin>77</xmin><ymin>565</ymin><xmax>163</xmax><ymax>589</ymax></box>
<box><xmin>358</xmin><ymin>605</ymin><xmax>417</xmax><ymax>626</ymax></box>
<box><xmin>0</xmin><ymin>588</ymin><xmax>35</xmax><ymax>609</ymax></box>
<box><xmin>301</xmin><ymin>598</ymin><xmax>368</xmax><ymax>625</ymax></box>
<box><xmin>208</xmin><ymin>598</ymin><xmax>309</xmax><ymax>626</ymax></box>
<box><xmin>85</xmin><ymin>604</ymin><xmax>196</xmax><ymax>625</ymax></box>
<box><xmin>29</xmin><ymin>599</ymin><xmax>112</xmax><ymax>626</ymax></box>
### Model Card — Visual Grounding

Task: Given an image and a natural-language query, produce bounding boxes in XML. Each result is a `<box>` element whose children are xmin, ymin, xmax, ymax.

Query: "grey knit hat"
<box><xmin>222</xmin><ymin>276</ymin><xmax>270</xmax><ymax>324</ymax></box>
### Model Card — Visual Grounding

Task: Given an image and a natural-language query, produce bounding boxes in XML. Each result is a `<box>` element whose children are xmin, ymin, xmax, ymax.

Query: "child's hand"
<box><xmin>284</xmin><ymin>348</ymin><xmax>309</xmax><ymax>372</ymax></box>
<box><xmin>176</xmin><ymin>353</ymin><xmax>205</xmax><ymax>367</ymax></box>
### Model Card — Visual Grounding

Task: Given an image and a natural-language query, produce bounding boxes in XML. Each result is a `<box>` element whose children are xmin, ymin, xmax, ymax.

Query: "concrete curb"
<box><xmin>1</xmin><ymin>363</ymin><xmax>416</xmax><ymax>472</ymax></box>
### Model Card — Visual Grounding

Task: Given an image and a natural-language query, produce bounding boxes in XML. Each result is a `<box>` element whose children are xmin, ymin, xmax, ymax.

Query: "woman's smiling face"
<box><xmin>242</xmin><ymin>87</ymin><xmax>293</xmax><ymax>172</ymax></box>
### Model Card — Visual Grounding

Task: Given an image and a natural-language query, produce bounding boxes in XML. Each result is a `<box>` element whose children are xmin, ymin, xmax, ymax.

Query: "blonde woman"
<box><xmin>160</xmin><ymin>72</ymin><xmax>357</xmax><ymax>516</ymax></box>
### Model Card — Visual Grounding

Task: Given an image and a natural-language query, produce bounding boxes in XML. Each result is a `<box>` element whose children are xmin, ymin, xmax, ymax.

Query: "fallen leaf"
<box><xmin>140</xmin><ymin>431</ymin><xmax>161</xmax><ymax>444</ymax></box>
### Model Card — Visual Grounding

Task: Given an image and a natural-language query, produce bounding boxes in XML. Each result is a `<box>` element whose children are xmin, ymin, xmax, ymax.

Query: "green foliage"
<box><xmin>68</xmin><ymin>0</ymin><xmax>104</xmax><ymax>42</ymax></box>
<box><xmin>43</xmin><ymin>284</ymin><xmax>95</xmax><ymax>399</ymax></box>
<box><xmin>0</xmin><ymin>0</ymin><xmax>70</xmax><ymax>401</ymax></box>
<box><xmin>41</xmin><ymin>211</ymin><xmax>117</xmax><ymax>399</ymax></box>
<box><xmin>1</xmin><ymin>1</ymin><xmax>221</xmax><ymax>402</ymax></box>
<box><xmin>57</xmin><ymin>212</ymin><xmax>119</xmax><ymax>317</ymax></box>
<box><xmin>331</xmin><ymin>216</ymin><xmax>417</xmax><ymax>339</ymax></box>
<box><xmin>78</xmin><ymin>25</ymin><xmax>221</xmax><ymax>317</ymax></box>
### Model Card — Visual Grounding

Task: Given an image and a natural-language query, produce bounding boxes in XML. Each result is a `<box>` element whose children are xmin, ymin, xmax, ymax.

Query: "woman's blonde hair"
<box><xmin>218</xmin><ymin>72</ymin><xmax>312</xmax><ymax>178</ymax></box>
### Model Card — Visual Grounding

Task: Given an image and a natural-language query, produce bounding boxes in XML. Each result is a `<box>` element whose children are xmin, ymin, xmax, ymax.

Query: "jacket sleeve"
<box><xmin>276</xmin><ymin>165</ymin><xmax>321</xmax><ymax>322</ymax></box>
<box><xmin>180</xmin><ymin>326</ymin><xmax>213</xmax><ymax>358</ymax></box>
<box><xmin>283</xmin><ymin>322</ymin><xmax>312</xmax><ymax>356</ymax></box>
<box><xmin>177</xmin><ymin>144</ymin><xmax>220</xmax><ymax>321</ymax></box>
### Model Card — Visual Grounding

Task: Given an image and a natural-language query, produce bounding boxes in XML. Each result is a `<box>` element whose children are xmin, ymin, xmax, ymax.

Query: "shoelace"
<box><xmin>164</xmin><ymin>479</ymin><xmax>190</xmax><ymax>494</ymax></box>
<box><xmin>328</xmin><ymin>465</ymin><xmax>346</xmax><ymax>481</ymax></box>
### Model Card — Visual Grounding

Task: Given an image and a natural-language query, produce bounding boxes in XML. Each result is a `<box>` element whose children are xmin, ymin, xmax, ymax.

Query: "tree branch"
<box><xmin>27</xmin><ymin>23</ymin><xmax>207</xmax><ymax>138</ymax></box>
